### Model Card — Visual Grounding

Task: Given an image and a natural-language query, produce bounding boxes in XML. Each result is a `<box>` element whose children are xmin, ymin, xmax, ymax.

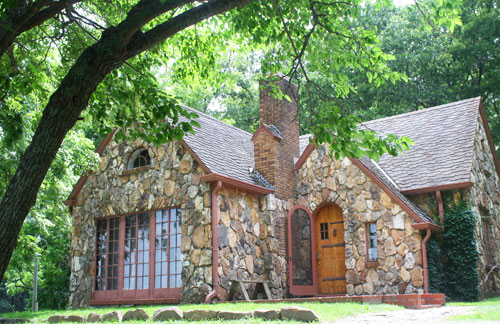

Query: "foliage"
<box><xmin>426</xmin><ymin>236</ymin><xmax>443</xmax><ymax>294</ymax></box>
<box><xmin>0</xmin><ymin>130</ymin><xmax>94</xmax><ymax>309</ymax></box>
<box><xmin>0</xmin><ymin>60</ymin><xmax>97</xmax><ymax>309</ymax></box>
<box><xmin>442</xmin><ymin>201</ymin><xmax>479</xmax><ymax>301</ymax></box>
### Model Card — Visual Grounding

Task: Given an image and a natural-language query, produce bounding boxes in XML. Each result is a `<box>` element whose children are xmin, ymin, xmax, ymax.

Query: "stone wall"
<box><xmin>297</xmin><ymin>145</ymin><xmax>424</xmax><ymax>295</ymax></box>
<box><xmin>216</xmin><ymin>189</ymin><xmax>289</xmax><ymax>300</ymax></box>
<box><xmin>469</xmin><ymin>115</ymin><xmax>500</xmax><ymax>293</ymax></box>
<box><xmin>69</xmin><ymin>138</ymin><xmax>212</xmax><ymax>307</ymax></box>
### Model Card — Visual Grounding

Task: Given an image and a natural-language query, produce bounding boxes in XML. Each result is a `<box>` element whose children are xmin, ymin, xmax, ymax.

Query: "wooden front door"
<box><xmin>316</xmin><ymin>205</ymin><xmax>347</xmax><ymax>294</ymax></box>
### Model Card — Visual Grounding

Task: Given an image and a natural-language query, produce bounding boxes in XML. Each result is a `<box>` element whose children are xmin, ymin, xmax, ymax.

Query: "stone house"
<box><xmin>65</xmin><ymin>77</ymin><xmax>500</xmax><ymax>308</ymax></box>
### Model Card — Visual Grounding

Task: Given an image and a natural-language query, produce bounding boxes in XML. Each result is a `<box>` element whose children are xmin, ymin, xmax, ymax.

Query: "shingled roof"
<box><xmin>181</xmin><ymin>107</ymin><xmax>262</xmax><ymax>187</ymax></box>
<box><xmin>187</xmin><ymin>97</ymin><xmax>481</xmax><ymax>216</ymax></box>
<box><xmin>361</xmin><ymin>97</ymin><xmax>481</xmax><ymax>193</ymax></box>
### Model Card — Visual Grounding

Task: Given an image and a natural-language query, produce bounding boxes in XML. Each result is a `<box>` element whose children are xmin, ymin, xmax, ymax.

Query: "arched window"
<box><xmin>128</xmin><ymin>148</ymin><xmax>151</xmax><ymax>170</ymax></box>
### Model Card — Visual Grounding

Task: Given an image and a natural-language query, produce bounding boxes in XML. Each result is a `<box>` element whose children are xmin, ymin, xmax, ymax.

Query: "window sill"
<box><xmin>122</xmin><ymin>165</ymin><xmax>151</xmax><ymax>176</ymax></box>
<box><xmin>366</xmin><ymin>260</ymin><xmax>379</xmax><ymax>268</ymax></box>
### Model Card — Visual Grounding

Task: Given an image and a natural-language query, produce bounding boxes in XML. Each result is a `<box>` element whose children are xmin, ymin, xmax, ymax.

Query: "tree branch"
<box><xmin>0</xmin><ymin>0</ymin><xmax>81</xmax><ymax>58</ymax></box>
<box><xmin>125</xmin><ymin>0</ymin><xmax>252</xmax><ymax>59</ymax></box>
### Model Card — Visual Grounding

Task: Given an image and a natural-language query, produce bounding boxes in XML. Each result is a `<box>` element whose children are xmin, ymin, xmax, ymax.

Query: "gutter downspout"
<box><xmin>422</xmin><ymin>227</ymin><xmax>432</xmax><ymax>294</ymax></box>
<box><xmin>435</xmin><ymin>190</ymin><xmax>444</xmax><ymax>224</ymax></box>
<box><xmin>205</xmin><ymin>180</ymin><xmax>222</xmax><ymax>303</ymax></box>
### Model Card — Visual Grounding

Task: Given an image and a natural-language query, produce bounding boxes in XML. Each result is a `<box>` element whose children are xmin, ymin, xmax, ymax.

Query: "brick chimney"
<box><xmin>252</xmin><ymin>74</ymin><xmax>300</xmax><ymax>199</ymax></box>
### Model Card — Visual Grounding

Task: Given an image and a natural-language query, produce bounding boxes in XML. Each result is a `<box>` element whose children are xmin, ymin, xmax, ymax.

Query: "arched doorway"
<box><xmin>315</xmin><ymin>204</ymin><xmax>347</xmax><ymax>294</ymax></box>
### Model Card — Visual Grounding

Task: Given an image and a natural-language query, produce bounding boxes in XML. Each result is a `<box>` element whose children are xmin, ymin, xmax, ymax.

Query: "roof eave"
<box><xmin>201</xmin><ymin>173</ymin><xmax>273</xmax><ymax>195</ymax></box>
<box><xmin>412</xmin><ymin>222</ymin><xmax>443</xmax><ymax>233</ymax></box>
<box><xmin>400</xmin><ymin>181</ymin><xmax>472</xmax><ymax>195</ymax></box>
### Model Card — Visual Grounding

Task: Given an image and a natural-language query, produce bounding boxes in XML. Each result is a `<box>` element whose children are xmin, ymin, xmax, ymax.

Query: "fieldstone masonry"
<box><xmin>216</xmin><ymin>188</ymin><xmax>289</xmax><ymax>300</ymax></box>
<box><xmin>297</xmin><ymin>145</ymin><xmax>425</xmax><ymax>295</ymax></box>
<box><xmin>69</xmin><ymin>139</ymin><xmax>213</xmax><ymax>307</ymax></box>
<box><xmin>470</xmin><ymin>115</ymin><xmax>500</xmax><ymax>292</ymax></box>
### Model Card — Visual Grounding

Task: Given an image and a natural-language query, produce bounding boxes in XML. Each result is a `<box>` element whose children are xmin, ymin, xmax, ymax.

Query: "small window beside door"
<box><xmin>366</xmin><ymin>222</ymin><xmax>378</xmax><ymax>265</ymax></box>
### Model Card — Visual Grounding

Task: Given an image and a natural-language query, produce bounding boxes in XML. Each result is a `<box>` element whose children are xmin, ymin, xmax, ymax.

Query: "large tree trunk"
<box><xmin>0</xmin><ymin>0</ymin><xmax>251</xmax><ymax>281</ymax></box>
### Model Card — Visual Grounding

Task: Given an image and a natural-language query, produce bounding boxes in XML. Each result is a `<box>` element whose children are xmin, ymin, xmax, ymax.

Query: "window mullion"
<box><xmin>118</xmin><ymin>216</ymin><xmax>125</xmax><ymax>293</ymax></box>
<box><xmin>135</xmin><ymin>214</ymin><xmax>139</xmax><ymax>290</ymax></box>
<box><xmin>149</xmin><ymin>211</ymin><xmax>155</xmax><ymax>294</ymax></box>
<box><xmin>167</xmin><ymin>209</ymin><xmax>171</xmax><ymax>289</ymax></box>
<box><xmin>106</xmin><ymin>218</ymin><xmax>110</xmax><ymax>291</ymax></box>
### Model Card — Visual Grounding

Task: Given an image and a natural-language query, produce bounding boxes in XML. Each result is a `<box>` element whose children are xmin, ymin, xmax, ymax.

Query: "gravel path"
<box><xmin>330</xmin><ymin>305</ymin><xmax>498</xmax><ymax>324</ymax></box>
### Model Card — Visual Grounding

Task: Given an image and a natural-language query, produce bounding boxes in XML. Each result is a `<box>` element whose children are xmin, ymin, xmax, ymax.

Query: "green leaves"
<box><xmin>442</xmin><ymin>200</ymin><xmax>479</xmax><ymax>301</ymax></box>
<box><xmin>311</xmin><ymin>104</ymin><xmax>413</xmax><ymax>160</ymax></box>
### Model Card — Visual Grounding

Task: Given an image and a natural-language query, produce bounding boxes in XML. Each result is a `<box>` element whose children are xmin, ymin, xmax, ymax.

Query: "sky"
<box><xmin>393</xmin><ymin>0</ymin><xmax>415</xmax><ymax>6</ymax></box>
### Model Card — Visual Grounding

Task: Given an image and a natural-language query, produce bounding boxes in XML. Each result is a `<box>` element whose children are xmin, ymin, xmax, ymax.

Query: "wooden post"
<box><xmin>32</xmin><ymin>255</ymin><xmax>38</xmax><ymax>312</ymax></box>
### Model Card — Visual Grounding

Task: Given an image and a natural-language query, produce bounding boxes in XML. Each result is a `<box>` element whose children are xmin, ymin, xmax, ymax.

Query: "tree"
<box><xmin>0</xmin><ymin>0</ymin><xmax>417</xmax><ymax>282</ymax></box>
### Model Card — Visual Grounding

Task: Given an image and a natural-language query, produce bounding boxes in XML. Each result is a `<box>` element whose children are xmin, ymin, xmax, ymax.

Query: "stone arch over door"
<box><xmin>313</xmin><ymin>203</ymin><xmax>347</xmax><ymax>295</ymax></box>
<box><xmin>287</xmin><ymin>205</ymin><xmax>318</xmax><ymax>296</ymax></box>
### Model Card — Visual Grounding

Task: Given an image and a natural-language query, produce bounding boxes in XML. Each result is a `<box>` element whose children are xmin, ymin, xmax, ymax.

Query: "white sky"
<box><xmin>393</xmin><ymin>0</ymin><xmax>415</xmax><ymax>7</ymax></box>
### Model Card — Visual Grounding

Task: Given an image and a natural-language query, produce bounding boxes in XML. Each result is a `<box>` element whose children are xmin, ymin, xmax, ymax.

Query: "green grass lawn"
<box><xmin>1</xmin><ymin>301</ymin><xmax>402</xmax><ymax>323</ymax></box>
<box><xmin>447</xmin><ymin>297</ymin><xmax>500</xmax><ymax>322</ymax></box>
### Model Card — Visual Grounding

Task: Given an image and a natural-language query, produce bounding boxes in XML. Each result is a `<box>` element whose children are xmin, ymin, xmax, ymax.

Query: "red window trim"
<box><xmin>365</xmin><ymin>222</ymin><xmax>379</xmax><ymax>266</ymax></box>
<box><xmin>91</xmin><ymin>208</ymin><xmax>181</xmax><ymax>304</ymax></box>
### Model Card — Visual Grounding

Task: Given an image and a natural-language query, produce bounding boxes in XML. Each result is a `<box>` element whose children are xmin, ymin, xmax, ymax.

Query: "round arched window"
<box><xmin>128</xmin><ymin>148</ymin><xmax>151</xmax><ymax>170</ymax></box>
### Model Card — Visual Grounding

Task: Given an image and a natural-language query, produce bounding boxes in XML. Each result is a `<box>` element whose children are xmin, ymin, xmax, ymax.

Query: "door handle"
<box><xmin>317</xmin><ymin>250</ymin><xmax>321</xmax><ymax>261</ymax></box>
<box><xmin>333</xmin><ymin>228</ymin><xmax>337</xmax><ymax>236</ymax></box>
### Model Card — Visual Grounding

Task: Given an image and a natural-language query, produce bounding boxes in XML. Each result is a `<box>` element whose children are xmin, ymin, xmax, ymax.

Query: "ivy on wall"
<box><xmin>442</xmin><ymin>201</ymin><xmax>479</xmax><ymax>301</ymax></box>
<box><xmin>426</xmin><ymin>236</ymin><xmax>443</xmax><ymax>294</ymax></box>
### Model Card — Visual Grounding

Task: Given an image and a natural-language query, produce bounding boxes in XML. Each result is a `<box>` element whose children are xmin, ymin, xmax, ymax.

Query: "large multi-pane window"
<box><xmin>155</xmin><ymin>209</ymin><xmax>182</xmax><ymax>289</ymax></box>
<box><xmin>93</xmin><ymin>208</ymin><xmax>182</xmax><ymax>302</ymax></box>
<box><xmin>95</xmin><ymin>217</ymin><xmax>119</xmax><ymax>291</ymax></box>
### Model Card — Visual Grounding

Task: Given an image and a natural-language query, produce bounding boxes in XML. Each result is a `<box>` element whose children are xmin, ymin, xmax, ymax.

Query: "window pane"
<box><xmin>161</xmin><ymin>276</ymin><xmax>167</xmax><ymax>288</ymax></box>
<box><xmin>155</xmin><ymin>276</ymin><xmax>160</xmax><ymax>288</ymax></box>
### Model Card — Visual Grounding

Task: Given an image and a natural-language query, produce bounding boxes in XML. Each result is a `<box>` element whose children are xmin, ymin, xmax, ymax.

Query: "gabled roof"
<box><xmin>67</xmin><ymin>96</ymin><xmax>496</xmax><ymax>229</ymax></box>
<box><xmin>361</xmin><ymin>97</ymin><xmax>482</xmax><ymax>193</ymax></box>
<box><xmin>299</xmin><ymin>98</ymin><xmax>495</xmax><ymax>194</ymax></box>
